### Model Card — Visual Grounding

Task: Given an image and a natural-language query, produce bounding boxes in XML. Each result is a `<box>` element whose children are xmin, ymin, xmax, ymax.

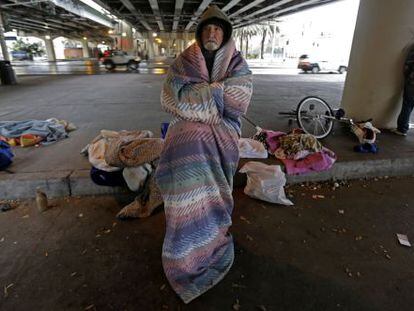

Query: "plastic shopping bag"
<box><xmin>239</xmin><ymin>161</ymin><xmax>293</xmax><ymax>205</ymax></box>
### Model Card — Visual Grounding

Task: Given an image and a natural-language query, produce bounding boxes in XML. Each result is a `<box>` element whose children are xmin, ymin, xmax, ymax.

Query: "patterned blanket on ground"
<box><xmin>155</xmin><ymin>39</ymin><xmax>252</xmax><ymax>303</ymax></box>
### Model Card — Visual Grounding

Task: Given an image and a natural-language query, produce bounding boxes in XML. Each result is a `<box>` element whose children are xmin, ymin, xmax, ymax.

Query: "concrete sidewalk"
<box><xmin>0</xmin><ymin>73</ymin><xmax>413</xmax><ymax>199</ymax></box>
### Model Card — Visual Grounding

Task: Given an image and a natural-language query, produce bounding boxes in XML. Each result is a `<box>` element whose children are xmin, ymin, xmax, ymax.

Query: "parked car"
<box><xmin>298</xmin><ymin>54</ymin><xmax>347</xmax><ymax>74</ymax></box>
<box><xmin>101</xmin><ymin>50</ymin><xmax>141</xmax><ymax>71</ymax></box>
<box><xmin>11</xmin><ymin>51</ymin><xmax>32</xmax><ymax>61</ymax></box>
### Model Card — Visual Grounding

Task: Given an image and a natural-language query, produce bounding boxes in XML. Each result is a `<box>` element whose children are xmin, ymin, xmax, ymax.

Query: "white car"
<box><xmin>102</xmin><ymin>50</ymin><xmax>141</xmax><ymax>71</ymax></box>
<box><xmin>298</xmin><ymin>54</ymin><xmax>347</xmax><ymax>74</ymax></box>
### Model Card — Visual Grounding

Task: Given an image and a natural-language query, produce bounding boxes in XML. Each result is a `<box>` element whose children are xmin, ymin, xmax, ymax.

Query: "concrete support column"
<box><xmin>341</xmin><ymin>0</ymin><xmax>414</xmax><ymax>128</ymax></box>
<box><xmin>179</xmin><ymin>39</ymin><xmax>184</xmax><ymax>53</ymax></box>
<box><xmin>44</xmin><ymin>36</ymin><xmax>56</xmax><ymax>62</ymax></box>
<box><xmin>81</xmin><ymin>40</ymin><xmax>90</xmax><ymax>58</ymax></box>
<box><xmin>0</xmin><ymin>10</ymin><xmax>10</xmax><ymax>61</ymax></box>
<box><xmin>147</xmin><ymin>36</ymin><xmax>156</xmax><ymax>59</ymax></box>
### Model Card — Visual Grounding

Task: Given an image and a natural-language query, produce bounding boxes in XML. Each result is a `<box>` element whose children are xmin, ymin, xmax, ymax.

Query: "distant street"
<box><xmin>10</xmin><ymin>58</ymin><xmax>348</xmax><ymax>77</ymax></box>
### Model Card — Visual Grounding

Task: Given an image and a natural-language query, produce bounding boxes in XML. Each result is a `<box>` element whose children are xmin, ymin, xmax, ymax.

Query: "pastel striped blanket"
<box><xmin>155</xmin><ymin>39</ymin><xmax>252</xmax><ymax>303</ymax></box>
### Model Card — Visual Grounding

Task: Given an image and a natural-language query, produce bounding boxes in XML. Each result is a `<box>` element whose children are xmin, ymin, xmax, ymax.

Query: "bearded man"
<box><xmin>155</xmin><ymin>5</ymin><xmax>253</xmax><ymax>303</ymax></box>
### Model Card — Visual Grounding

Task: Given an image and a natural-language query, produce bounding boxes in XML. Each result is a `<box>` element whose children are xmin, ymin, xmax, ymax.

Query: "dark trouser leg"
<box><xmin>397</xmin><ymin>91</ymin><xmax>414</xmax><ymax>133</ymax></box>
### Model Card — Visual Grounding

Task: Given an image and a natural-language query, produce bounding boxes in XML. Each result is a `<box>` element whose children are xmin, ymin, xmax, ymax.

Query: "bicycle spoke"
<box><xmin>316</xmin><ymin>118</ymin><xmax>327</xmax><ymax>134</ymax></box>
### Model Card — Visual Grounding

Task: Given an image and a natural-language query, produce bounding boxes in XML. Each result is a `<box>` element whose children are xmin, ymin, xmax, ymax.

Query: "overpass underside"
<box><xmin>0</xmin><ymin>0</ymin><xmax>341</xmax><ymax>60</ymax></box>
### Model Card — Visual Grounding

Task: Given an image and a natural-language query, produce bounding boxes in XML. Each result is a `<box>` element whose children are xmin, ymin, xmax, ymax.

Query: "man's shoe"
<box><xmin>390</xmin><ymin>128</ymin><xmax>407</xmax><ymax>136</ymax></box>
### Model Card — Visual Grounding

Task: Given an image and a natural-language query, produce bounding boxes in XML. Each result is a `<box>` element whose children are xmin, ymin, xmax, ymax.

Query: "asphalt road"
<box><xmin>0</xmin><ymin>176</ymin><xmax>413</xmax><ymax>310</ymax></box>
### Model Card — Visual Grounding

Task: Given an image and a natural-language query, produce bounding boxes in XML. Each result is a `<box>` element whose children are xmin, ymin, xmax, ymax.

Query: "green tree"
<box><xmin>12</xmin><ymin>39</ymin><xmax>45</xmax><ymax>59</ymax></box>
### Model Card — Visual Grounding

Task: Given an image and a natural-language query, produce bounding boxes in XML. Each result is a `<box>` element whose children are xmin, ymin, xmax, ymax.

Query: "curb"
<box><xmin>1</xmin><ymin>157</ymin><xmax>414</xmax><ymax>200</ymax></box>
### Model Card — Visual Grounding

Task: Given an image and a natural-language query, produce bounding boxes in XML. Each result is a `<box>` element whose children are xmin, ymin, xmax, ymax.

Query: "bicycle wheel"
<box><xmin>296</xmin><ymin>96</ymin><xmax>334</xmax><ymax>139</ymax></box>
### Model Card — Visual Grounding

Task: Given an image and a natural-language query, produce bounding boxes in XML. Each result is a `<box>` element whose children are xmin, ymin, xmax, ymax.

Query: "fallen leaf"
<box><xmin>3</xmin><ymin>283</ymin><xmax>14</xmax><ymax>298</ymax></box>
<box><xmin>256</xmin><ymin>305</ymin><xmax>267</xmax><ymax>311</ymax></box>
<box><xmin>240</xmin><ymin>216</ymin><xmax>251</xmax><ymax>224</ymax></box>
<box><xmin>312</xmin><ymin>194</ymin><xmax>325</xmax><ymax>199</ymax></box>
<box><xmin>84</xmin><ymin>304</ymin><xmax>95</xmax><ymax>310</ymax></box>
<box><xmin>0</xmin><ymin>237</ymin><xmax>4</xmax><ymax>242</ymax></box>
<box><xmin>22</xmin><ymin>215</ymin><xmax>29</xmax><ymax>219</ymax></box>
<box><xmin>233</xmin><ymin>299</ymin><xmax>241</xmax><ymax>311</ymax></box>
<box><xmin>71</xmin><ymin>272</ymin><xmax>77</xmax><ymax>277</ymax></box>
<box><xmin>246</xmin><ymin>234</ymin><xmax>254</xmax><ymax>241</ymax></box>
<box><xmin>160</xmin><ymin>284</ymin><xmax>166</xmax><ymax>291</ymax></box>
<box><xmin>338</xmin><ymin>209</ymin><xmax>344</xmax><ymax>214</ymax></box>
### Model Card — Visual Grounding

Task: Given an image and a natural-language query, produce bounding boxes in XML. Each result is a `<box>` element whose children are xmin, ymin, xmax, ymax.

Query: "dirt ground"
<box><xmin>1</xmin><ymin>176</ymin><xmax>414</xmax><ymax>311</ymax></box>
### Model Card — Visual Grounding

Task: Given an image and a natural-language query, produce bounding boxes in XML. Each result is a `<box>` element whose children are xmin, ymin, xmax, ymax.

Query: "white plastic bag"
<box><xmin>122</xmin><ymin>164</ymin><xmax>152</xmax><ymax>192</ymax></box>
<box><xmin>239</xmin><ymin>161</ymin><xmax>293</xmax><ymax>205</ymax></box>
<box><xmin>238</xmin><ymin>138</ymin><xmax>268</xmax><ymax>158</ymax></box>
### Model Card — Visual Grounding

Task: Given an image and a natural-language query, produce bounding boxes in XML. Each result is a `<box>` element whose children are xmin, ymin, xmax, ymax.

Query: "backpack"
<box><xmin>0</xmin><ymin>141</ymin><xmax>14</xmax><ymax>170</ymax></box>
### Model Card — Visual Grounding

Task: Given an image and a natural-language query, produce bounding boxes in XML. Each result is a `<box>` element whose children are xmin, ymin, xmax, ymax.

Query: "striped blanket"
<box><xmin>155</xmin><ymin>39</ymin><xmax>252</xmax><ymax>303</ymax></box>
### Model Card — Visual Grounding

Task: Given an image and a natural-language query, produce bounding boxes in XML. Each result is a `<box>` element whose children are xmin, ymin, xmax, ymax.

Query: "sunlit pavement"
<box><xmin>10</xmin><ymin>58</ymin><xmax>347</xmax><ymax>77</ymax></box>
<box><xmin>11</xmin><ymin>59</ymin><xmax>169</xmax><ymax>75</ymax></box>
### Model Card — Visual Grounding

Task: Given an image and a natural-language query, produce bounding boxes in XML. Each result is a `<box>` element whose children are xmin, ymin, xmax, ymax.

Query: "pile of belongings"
<box><xmin>350</xmin><ymin>122</ymin><xmax>380</xmax><ymax>154</ymax></box>
<box><xmin>0</xmin><ymin>118</ymin><xmax>76</xmax><ymax>147</ymax></box>
<box><xmin>253</xmin><ymin>128</ymin><xmax>336</xmax><ymax>175</ymax></box>
<box><xmin>0</xmin><ymin>141</ymin><xmax>13</xmax><ymax>171</ymax></box>
<box><xmin>82</xmin><ymin>129</ymin><xmax>164</xmax><ymax>219</ymax></box>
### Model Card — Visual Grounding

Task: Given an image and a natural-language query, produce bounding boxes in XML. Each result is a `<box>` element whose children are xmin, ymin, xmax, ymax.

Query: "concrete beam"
<box><xmin>172</xmin><ymin>0</ymin><xmax>184</xmax><ymax>32</ymax></box>
<box><xmin>185</xmin><ymin>0</ymin><xmax>213</xmax><ymax>31</ymax></box>
<box><xmin>119</xmin><ymin>0</ymin><xmax>152</xmax><ymax>31</ymax></box>
<box><xmin>148</xmin><ymin>0</ymin><xmax>164</xmax><ymax>31</ymax></box>
<box><xmin>222</xmin><ymin>0</ymin><xmax>242</xmax><ymax>12</ymax></box>
<box><xmin>50</xmin><ymin>0</ymin><xmax>113</xmax><ymax>28</ymax></box>
<box><xmin>234</xmin><ymin>0</ymin><xmax>321</xmax><ymax>28</ymax></box>
<box><xmin>234</xmin><ymin>0</ymin><xmax>295</xmax><ymax>23</ymax></box>
<box><xmin>228</xmin><ymin>0</ymin><xmax>266</xmax><ymax>18</ymax></box>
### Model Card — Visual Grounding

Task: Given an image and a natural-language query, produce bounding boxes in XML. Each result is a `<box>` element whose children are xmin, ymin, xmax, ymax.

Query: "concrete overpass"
<box><xmin>1</xmin><ymin>0</ymin><xmax>414</xmax><ymax>128</ymax></box>
<box><xmin>0</xmin><ymin>0</ymin><xmax>341</xmax><ymax>60</ymax></box>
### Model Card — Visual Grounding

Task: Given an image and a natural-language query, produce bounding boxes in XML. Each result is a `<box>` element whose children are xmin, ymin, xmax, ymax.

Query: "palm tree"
<box><xmin>259</xmin><ymin>22</ymin><xmax>280</xmax><ymax>59</ymax></box>
<box><xmin>233</xmin><ymin>24</ymin><xmax>261</xmax><ymax>57</ymax></box>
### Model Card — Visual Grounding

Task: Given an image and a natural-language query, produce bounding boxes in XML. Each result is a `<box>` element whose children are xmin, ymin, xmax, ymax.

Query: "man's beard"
<box><xmin>204</xmin><ymin>41</ymin><xmax>220</xmax><ymax>51</ymax></box>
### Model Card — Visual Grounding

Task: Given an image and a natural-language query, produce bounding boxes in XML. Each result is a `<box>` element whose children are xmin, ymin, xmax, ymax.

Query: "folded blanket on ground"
<box><xmin>105</xmin><ymin>138</ymin><xmax>164</xmax><ymax>168</ymax></box>
<box><xmin>0</xmin><ymin>119</ymin><xmax>73</xmax><ymax>145</ymax></box>
<box><xmin>86</xmin><ymin>130</ymin><xmax>153</xmax><ymax>172</ymax></box>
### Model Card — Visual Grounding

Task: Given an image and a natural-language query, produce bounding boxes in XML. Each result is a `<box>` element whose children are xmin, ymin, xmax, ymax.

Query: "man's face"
<box><xmin>201</xmin><ymin>24</ymin><xmax>224</xmax><ymax>51</ymax></box>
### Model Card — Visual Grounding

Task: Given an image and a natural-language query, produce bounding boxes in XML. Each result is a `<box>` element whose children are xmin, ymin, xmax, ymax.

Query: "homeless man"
<box><xmin>155</xmin><ymin>5</ymin><xmax>253</xmax><ymax>304</ymax></box>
